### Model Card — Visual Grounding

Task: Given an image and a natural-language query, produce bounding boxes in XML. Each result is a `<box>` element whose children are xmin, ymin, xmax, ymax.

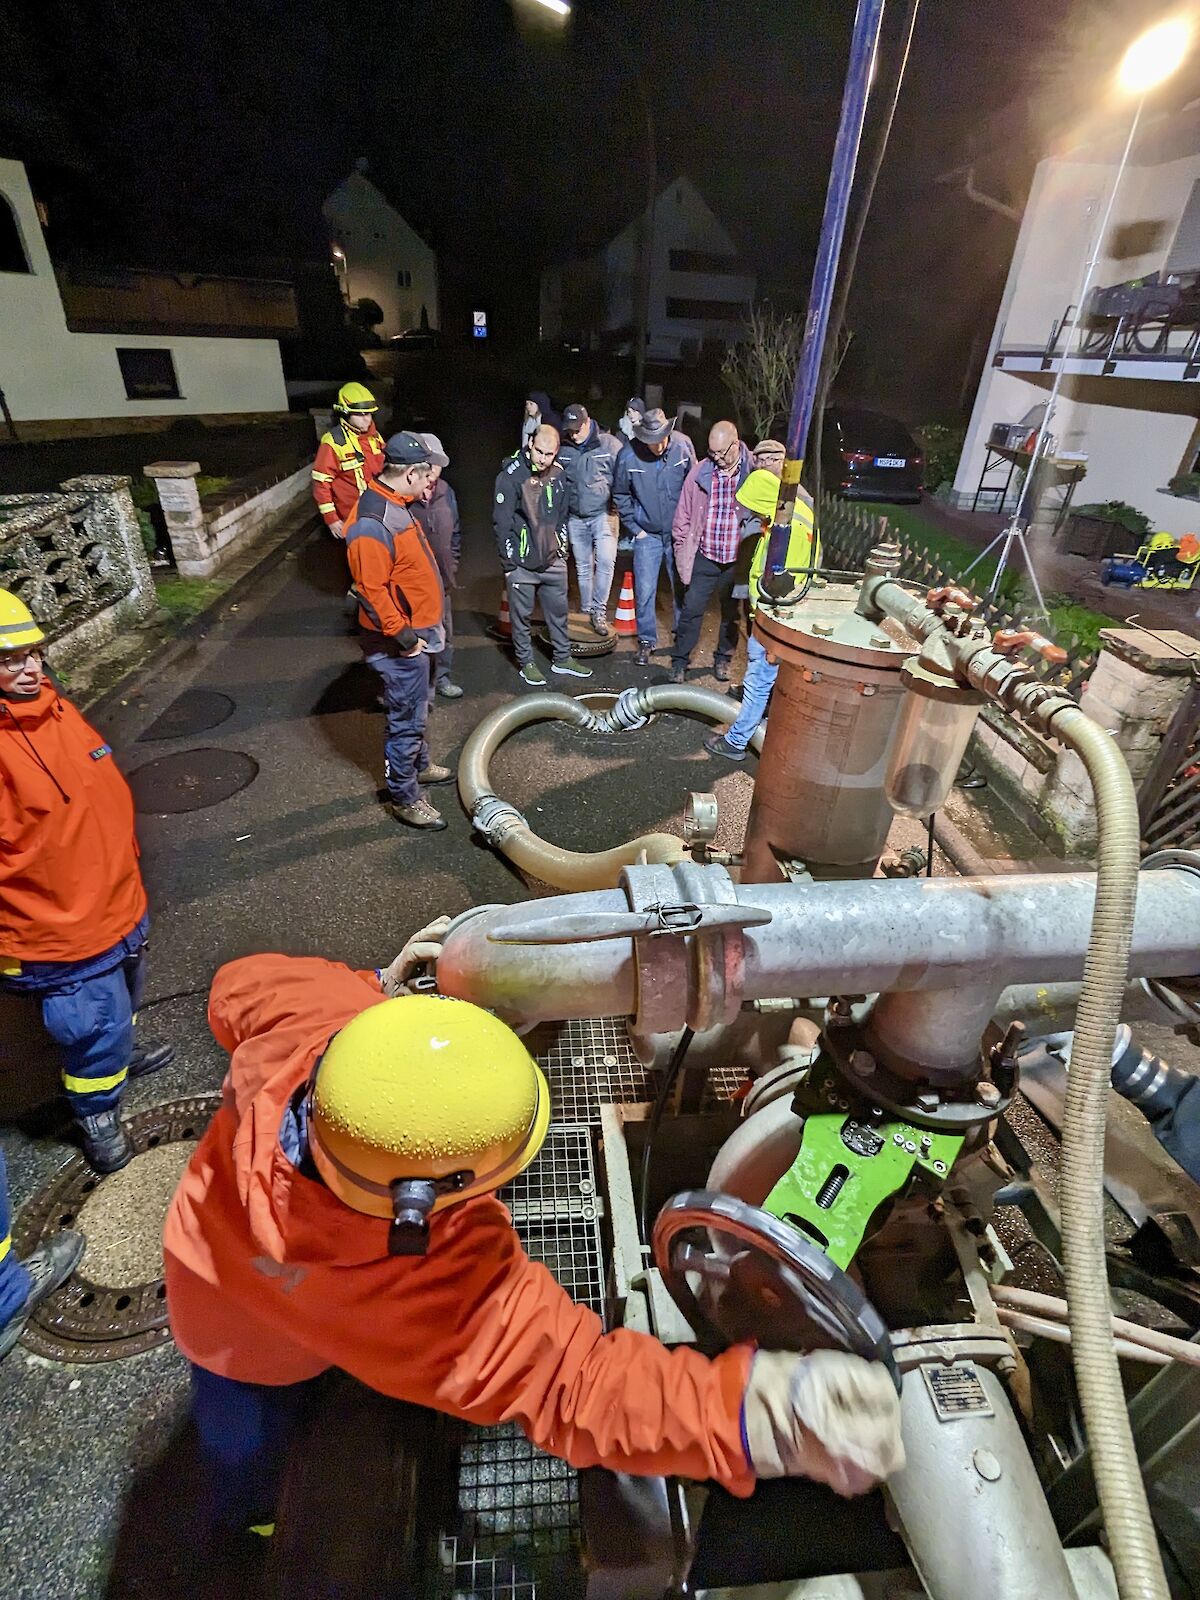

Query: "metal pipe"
<box><xmin>762</xmin><ymin>0</ymin><xmax>887</xmax><ymax>590</ymax></box>
<box><xmin>866</xmin><ymin>983</ymin><xmax>1004</xmax><ymax>1082</ymax></box>
<box><xmin>994</xmin><ymin>1286</ymin><xmax>1200</xmax><ymax>1371</ymax></box>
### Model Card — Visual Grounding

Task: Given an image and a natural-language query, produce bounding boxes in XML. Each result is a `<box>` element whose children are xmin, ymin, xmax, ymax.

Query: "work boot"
<box><xmin>669</xmin><ymin>664</ymin><xmax>687</xmax><ymax>685</ymax></box>
<box><xmin>416</xmin><ymin>764</ymin><xmax>454</xmax><ymax>785</ymax></box>
<box><xmin>635</xmin><ymin>642</ymin><xmax>654</xmax><ymax>668</ymax></box>
<box><xmin>127</xmin><ymin>1039</ymin><xmax>176</xmax><ymax>1079</ymax></box>
<box><xmin>704</xmin><ymin>731</ymin><xmax>746</xmax><ymax>762</ymax></box>
<box><xmin>0</xmin><ymin>1229</ymin><xmax>85</xmax><ymax>1361</ymax></box>
<box><xmin>552</xmin><ymin>658</ymin><xmax>593</xmax><ymax>679</ymax></box>
<box><xmin>77</xmin><ymin>1110</ymin><xmax>134</xmax><ymax>1175</ymax></box>
<box><xmin>590</xmin><ymin>612</ymin><xmax>611</xmax><ymax>637</ymax></box>
<box><xmin>518</xmin><ymin>661</ymin><xmax>546</xmax><ymax>687</ymax></box>
<box><xmin>390</xmin><ymin>797</ymin><xmax>448</xmax><ymax>831</ymax></box>
<box><xmin>435</xmin><ymin>680</ymin><xmax>464</xmax><ymax>699</ymax></box>
<box><xmin>713</xmin><ymin>660</ymin><xmax>731</xmax><ymax>683</ymax></box>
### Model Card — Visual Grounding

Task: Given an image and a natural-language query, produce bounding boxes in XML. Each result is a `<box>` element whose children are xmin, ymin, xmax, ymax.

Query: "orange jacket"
<box><xmin>0</xmin><ymin>686</ymin><xmax>147</xmax><ymax>965</ymax></box>
<box><xmin>311</xmin><ymin>421</ymin><xmax>385</xmax><ymax>529</ymax></box>
<box><xmin>344</xmin><ymin>481</ymin><xmax>446</xmax><ymax>650</ymax></box>
<box><xmin>164</xmin><ymin>954</ymin><xmax>754</xmax><ymax>1492</ymax></box>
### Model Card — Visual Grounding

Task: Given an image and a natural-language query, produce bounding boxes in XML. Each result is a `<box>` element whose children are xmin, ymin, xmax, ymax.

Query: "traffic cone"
<box><xmin>614</xmin><ymin>570</ymin><xmax>638</xmax><ymax>636</ymax></box>
<box><xmin>494</xmin><ymin>583</ymin><xmax>512</xmax><ymax>638</ymax></box>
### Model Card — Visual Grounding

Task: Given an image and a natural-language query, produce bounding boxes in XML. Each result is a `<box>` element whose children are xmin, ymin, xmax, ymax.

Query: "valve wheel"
<box><xmin>653</xmin><ymin>1190</ymin><xmax>898</xmax><ymax>1385</ymax></box>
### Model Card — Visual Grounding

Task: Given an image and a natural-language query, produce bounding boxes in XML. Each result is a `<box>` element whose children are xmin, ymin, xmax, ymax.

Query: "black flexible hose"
<box><xmin>638</xmin><ymin>1026</ymin><xmax>696</xmax><ymax>1246</ymax></box>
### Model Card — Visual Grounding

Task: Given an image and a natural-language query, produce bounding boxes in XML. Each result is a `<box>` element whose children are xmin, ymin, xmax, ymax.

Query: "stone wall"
<box><xmin>146</xmin><ymin>457</ymin><xmax>310</xmax><ymax>579</ymax></box>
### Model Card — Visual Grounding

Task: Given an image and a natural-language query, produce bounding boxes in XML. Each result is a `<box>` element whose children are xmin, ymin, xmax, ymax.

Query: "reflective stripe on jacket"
<box><xmin>748</xmin><ymin>495</ymin><xmax>821</xmax><ymax>612</ymax></box>
<box><xmin>311</xmin><ymin>422</ymin><xmax>385</xmax><ymax>527</ymax></box>
<box><xmin>164</xmin><ymin>954</ymin><xmax>754</xmax><ymax>1491</ymax></box>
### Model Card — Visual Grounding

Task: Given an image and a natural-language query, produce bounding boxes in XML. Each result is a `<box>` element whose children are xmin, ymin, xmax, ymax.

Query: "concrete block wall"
<box><xmin>147</xmin><ymin>458</ymin><xmax>310</xmax><ymax>579</ymax></box>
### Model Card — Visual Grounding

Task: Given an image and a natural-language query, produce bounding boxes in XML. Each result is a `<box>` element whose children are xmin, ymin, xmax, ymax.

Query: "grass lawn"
<box><xmin>153</xmin><ymin>575</ymin><xmax>227</xmax><ymax>623</ymax></box>
<box><xmin>860</xmin><ymin>501</ymin><xmax>1111</xmax><ymax>655</ymax></box>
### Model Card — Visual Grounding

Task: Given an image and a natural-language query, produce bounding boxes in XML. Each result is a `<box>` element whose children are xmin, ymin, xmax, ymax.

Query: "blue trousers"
<box><xmin>568</xmin><ymin>511</ymin><xmax>619</xmax><ymax>619</ymax></box>
<box><xmin>0</xmin><ymin>1146</ymin><xmax>32</xmax><ymax>1324</ymax></box>
<box><xmin>632</xmin><ymin>531</ymin><xmax>685</xmax><ymax>647</ymax></box>
<box><xmin>191</xmin><ymin>1364</ymin><xmax>320</xmax><ymax>1534</ymax></box>
<box><xmin>362</xmin><ymin>640</ymin><xmax>432</xmax><ymax>807</ymax></box>
<box><xmin>726</xmin><ymin>635</ymin><xmax>778</xmax><ymax>750</ymax></box>
<box><xmin>0</xmin><ymin>913</ymin><xmax>150</xmax><ymax>1116</ymax></box>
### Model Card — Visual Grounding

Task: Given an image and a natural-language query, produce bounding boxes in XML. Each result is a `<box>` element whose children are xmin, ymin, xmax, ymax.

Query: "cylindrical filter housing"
<box><xmin>741</xmin><ymin>585</ymin><xmax>919</xmax><ymax>881</ymax></box>
<box><xmin>885</xmin><ymin>660</ymin><xmax>983</xmax><ymax>820</ymax></box>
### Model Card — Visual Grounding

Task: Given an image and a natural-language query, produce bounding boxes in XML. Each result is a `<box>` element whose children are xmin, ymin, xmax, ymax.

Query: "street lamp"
<box><xmin>962</xmin><ymin>10</ymin><xmax>1194</xmax><ymax>614</ymax></box>
<box><xmin>530</xmin><ymin>0</ymin><xmax>571</xmax><ymax>14</ymax></box>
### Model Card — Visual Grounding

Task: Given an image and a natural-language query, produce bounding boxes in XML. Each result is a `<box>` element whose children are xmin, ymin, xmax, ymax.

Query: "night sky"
<box><xmin>6</xmin><ymin>0</ymin><xmax>1183</xmax><ymax>403</ymax></box>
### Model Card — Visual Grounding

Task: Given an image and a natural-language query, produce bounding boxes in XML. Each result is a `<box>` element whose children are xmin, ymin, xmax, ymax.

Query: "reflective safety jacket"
<box><xmin>748</xmin><ymin>495</ymin><xmax>822</xmax><ymax>612</ymax></box>
<box><xmin>164</xmin><ymin>954</ymin><xmax>755</xmax><ymax>1491</ymax></box>
<box><xmin>311</xmin><ymin>421</ymin><xmax>385</xmax><ymax>529</ymax></box>
<box><xmin>0</xmin><ymin>685</ymin><xmax>147</xmax><ymax>964</ymax></box>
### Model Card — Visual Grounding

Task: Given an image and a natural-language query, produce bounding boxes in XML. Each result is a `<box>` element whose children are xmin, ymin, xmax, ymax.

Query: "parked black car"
<box><xmin>821</xmin><ymin>407</ymin><xmax>924</xmax><ymax>502</ymax></box>
<box><xmin>390</xmin><ymin>327</ymin><xmax>443</xmax><ymax>350</ymax></box>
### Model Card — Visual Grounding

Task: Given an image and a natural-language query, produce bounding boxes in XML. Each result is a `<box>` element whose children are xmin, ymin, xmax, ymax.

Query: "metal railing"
<box><xmin>1036</xmin><ymin>299</ymin><xmax>1200</xmax><ymax>375</ymax></box>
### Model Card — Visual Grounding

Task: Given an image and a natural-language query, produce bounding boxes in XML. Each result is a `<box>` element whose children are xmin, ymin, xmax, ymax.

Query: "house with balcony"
<box><xmin>323</xmin><ymin>164</ymin><xmax>439</xmax><ymax>339</ymax></box>
<box><xmin>0</xmin><ymin>157</ymin><xmax>294</xmax><ymax>437</ymax></box>
<box><xmin>953</xmin><ymin>101</ymin><xmax>1200</xmax><ymax>537</ymax></box>
<box><xmin>541</xmin><ymin>176</ymin><xmax>755</xmax><ymax>364</ymax></box>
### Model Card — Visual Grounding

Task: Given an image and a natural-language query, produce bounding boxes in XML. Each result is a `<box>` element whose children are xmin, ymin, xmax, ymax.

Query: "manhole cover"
<box><xmin>12</xmin><ymin>1095</ymin><xmax>220</xmax><ymax>1362</ymax></box>
<box><xmin>535</xmin><ymin>614</ymin><xmax>618</xmax><ymax>658</ymax></box>
<box><xmin>137</xmin><ymin>688</ymin><xmax>235</xmax><ymax>741</ymax></box>
<box><xmin>127</xmin><ymin>747</ymin><xmax>258</xmax><ymax>813</ymax></box>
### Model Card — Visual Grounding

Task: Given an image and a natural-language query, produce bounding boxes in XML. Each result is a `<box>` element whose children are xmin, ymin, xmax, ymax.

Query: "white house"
<box><xmin>0</xmin><ymin>157</ymin><xmax>290</xmax><ymax>430</ymax></box>
<box><xmin>953</xmin><ymin>102</ymin><xmax>1200</xmax><ymax>538</ymax></box>
<box><xmin>543</xmin><ymin>176</ymin><xmax>755</xmax><ymax>364</ymax></box>
<box><xmin>323</xmin><ymin>166</ymin><xmax>439</xmax><ymax>339</ymax></box>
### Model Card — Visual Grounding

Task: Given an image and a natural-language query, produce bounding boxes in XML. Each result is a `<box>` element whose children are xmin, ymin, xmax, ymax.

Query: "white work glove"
<box><xmin>379</xmin><ymin>916</ymin><xmax>453</xmax><ymax>997</ymax></box>
<box><xmin>741</xmin><ymin>1349</ymin><xmax>905</xmax><ymax>1495</ymax></box>
<box><xmin>328</xmin><ymin>519</ymin><xmax>345</xmax><ymax>540</ymax></box>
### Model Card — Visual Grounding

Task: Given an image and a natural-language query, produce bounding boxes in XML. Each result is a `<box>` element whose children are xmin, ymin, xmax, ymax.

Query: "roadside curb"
<box><xmin>83</xmin><ymin>509</ymin><xmax>320</xmax><ymax>721</ymax></box>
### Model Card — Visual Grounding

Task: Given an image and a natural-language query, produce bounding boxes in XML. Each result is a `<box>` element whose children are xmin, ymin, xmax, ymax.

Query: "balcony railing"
<box><xmin>996</xmin><ymin>292</ymin><xmax>1200</xmax><ymax>379</ymax></box>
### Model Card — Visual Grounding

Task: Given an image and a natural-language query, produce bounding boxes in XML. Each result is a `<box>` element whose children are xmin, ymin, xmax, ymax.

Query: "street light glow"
<box><xmin>531</xmin><ymin>0</ymin><xmax>571</xmax><ymax>15</ymax></box>
<box><xmin>1117</xmin><ymin>15</ymin><xmax>1193</xmax><ymax>95</ymax></box>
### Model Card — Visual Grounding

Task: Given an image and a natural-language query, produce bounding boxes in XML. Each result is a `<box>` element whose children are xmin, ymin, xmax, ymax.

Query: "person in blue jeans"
<box><xmin>612</xmin><ymin>409</ymin><xmax>695</xmax><ymax>666</ymax></box>
<box><xmin>558</xmin><ymin>404</ymin><xmax>623</xmax><ymax>635</ymax></box>
<box><xmin>705</xmin><ymin>469</ymin><xmax>821</xmax><ymax>761</ymax></box>
<box><xmin>0</xmin><ymin>1144</ymin><xmax>84</xmax><ymax>1359</ymax></box>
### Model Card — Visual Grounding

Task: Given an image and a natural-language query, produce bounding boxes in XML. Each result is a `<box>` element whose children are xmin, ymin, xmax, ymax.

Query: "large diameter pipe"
<box><xmin>436</xmin><ymin>866</ymin><xmax>1200</xmax><ymax>1026</ymax></box>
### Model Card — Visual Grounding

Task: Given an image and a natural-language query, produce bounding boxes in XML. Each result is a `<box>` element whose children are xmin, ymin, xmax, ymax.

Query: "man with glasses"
<box><xmin>670</xmin><ymin>420</ymin><xmax>754</xmax><ymax>683</ymax></box>
<box><xmin>0</xmin><ymin>590</ymin><xmax>173</xmax><ymax>1173</ymax></box>
<box><xmin>344</xmin><ymin>433</ymin><xmax>455</xmax><ymax>831</ymax></box>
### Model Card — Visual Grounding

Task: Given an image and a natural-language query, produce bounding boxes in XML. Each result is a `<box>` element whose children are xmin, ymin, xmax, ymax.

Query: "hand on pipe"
<box><xmin>741</xmin><ymin>1349</ymin><xmax>905</xmax><ymax>1495</ymax></box>
<box><xmin>379</xmin><ymin>916</ymin><xmax>453</xmax><ymax>997</ymax></box>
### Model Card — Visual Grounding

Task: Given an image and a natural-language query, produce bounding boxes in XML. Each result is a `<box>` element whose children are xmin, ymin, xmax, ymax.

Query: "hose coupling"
<box><xmin>470</xmin><ymin>792</ymin><xmax>527</xmax><ymax>844</ymax></box>
<box><xmin>597</xmin><ymin>686</ymin><xmax>652</xmax><ymax>733</ymax></box>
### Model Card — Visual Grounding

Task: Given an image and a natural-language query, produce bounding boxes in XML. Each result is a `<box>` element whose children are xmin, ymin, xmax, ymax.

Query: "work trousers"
<box><xmin>725</xmin><ymin>635</ymin><xmax>777</xmax><ymax>750</ymax></box>
<box><xmin>432</xmin><ymin>601</ymin><xmax>455</xmax><ymax>690</ymax></box>
<box><xmin>0</xmin><ymin>1146</ymin><xmax>32</xmax><ymax>1325</ymax></box>
<box><xmin>506</xmin><ymin>561</ymin><xmax>571</xmax><ymax>665</ymax></box>
<box><xmin>191</xmin><ymin>1364</ymin><xmax>320</xmax><ymax>1535</ymax></box>
<box><xmin>361</xmin><ymin>638</ymin><xmax>431</xmax><ymax>807</ymax></box>
<box><xmin>673</xmin><ymin>552</ymin><xmax>740</xmax><ymax>670</ymax></box>
<box><xmin>632</xmin><ymin>531</ymin><xmax>685</xmax><ymax>647</ymax></box>
<box><xmin>567</xmin><ymin>511</ymin><xmax>619</xmax><ymax>620</ymax></box>
<box><xmin>0</xmin><ymin>913</ymin><xmax>150</xmax><ymax>1117</ymax></box>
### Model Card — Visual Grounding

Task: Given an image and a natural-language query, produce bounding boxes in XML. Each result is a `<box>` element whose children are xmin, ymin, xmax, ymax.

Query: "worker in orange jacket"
<box><xmin>164</xmin><ymin>926</ymin><xmax>904</xmax><ymax>1549</ymax></box>
<box><xmin>0</xmin><ymin>590</ymin><xmax>173</xmax><ymax>1173</ymax></box>
<box><xmin>310</xmin><ymin>381</ymin><xmax>386</xmax><ymax>538</ymax></box>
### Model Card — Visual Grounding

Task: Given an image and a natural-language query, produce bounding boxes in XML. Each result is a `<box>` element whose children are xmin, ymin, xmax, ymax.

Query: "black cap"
<box><xmin>561</xmin><ymin>404</ymin><xmax>589</xmax><ymax>434</ymax></box>
<box><xmin>384</xmin><ymin>430</ymin><xmax>433</xmax><ymax>466</ymax></box>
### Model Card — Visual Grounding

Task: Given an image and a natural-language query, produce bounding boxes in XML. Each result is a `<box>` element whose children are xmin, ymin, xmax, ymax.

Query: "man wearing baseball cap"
<box><xmin>558</xmin><ymin>404</ymin><xmax>623</xmax><ymax>635</ymax></box>
<box><xmin>411</xmin><ymin>432</ymin><xmax>464</xmax><ymax>702</ymax></box>
<box><xmin>612</xmin><ymin>408</ymin><xmax>695</xmax><ymax>665</ymax></box>
<box><xmin>344</xmin><ymin>433</ymin><xmax>453</xmax><ymax>830</ymax></box>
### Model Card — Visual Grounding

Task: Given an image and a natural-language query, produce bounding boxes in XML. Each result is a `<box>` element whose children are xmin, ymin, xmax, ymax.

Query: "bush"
<box><xmin>1167</xmin><ymin>472</ymin><xmax>1200</xmax><ymax>500</ymax></box>
<box><xmin>914</xmin><ymin>423</ymin><xmax>965</xmax><ymax>492</ymax></box>
<box><xmin>1072</xmin><ymin>499</ymin><xmax>1152</xmax><ymax>537</ymax></box>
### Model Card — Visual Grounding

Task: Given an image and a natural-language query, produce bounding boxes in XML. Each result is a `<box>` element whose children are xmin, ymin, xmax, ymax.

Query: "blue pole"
<box><xmin>763</xmin><ymin>0</ymin><xmax>887</xmax><ymax>590</ymax></box>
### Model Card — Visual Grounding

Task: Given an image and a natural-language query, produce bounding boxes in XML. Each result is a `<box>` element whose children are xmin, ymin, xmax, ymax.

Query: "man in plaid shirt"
<box><xmin>670</xmin><ymin>421</ymin><xmax>754</xmax><ymax>682</ymax></box>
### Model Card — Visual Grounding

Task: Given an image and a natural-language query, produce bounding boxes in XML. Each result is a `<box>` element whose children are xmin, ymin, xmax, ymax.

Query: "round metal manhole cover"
<box><xmin>137</xmin><ymin>688</ymin><xmax>235</xmax><ymax>742</ymax></box>
<box><xmin>127</xmin><ymin>747</ymin><xmax>258</xmax><ymax>813</ymax></box>
<box><xmin>12</xmin><ymin>1095</ymin><xmax>220</xmax><ymax>1362</ymax></box>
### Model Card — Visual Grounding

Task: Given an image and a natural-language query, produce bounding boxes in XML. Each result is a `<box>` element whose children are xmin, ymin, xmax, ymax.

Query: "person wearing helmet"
<box><xmin>311</xmin><ymin>382</ymin><xmax>386</xmax><ymax>539</ymax></box>
<box><xmin>164</xmin><ymin>922</ymin><xmax>904</xmax><ymax>1547</ymax></box>
<box><xmin>704</xmin><ymin>469</ymin><xmax>821</xmax><ymax>761</ymax></box>
<box><xmin>0</xmin><ymin>591</ymin><xmax>174</xmax><ymax>1173</ymax></box>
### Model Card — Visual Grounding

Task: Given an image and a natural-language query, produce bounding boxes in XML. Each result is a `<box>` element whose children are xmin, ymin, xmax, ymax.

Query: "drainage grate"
<box><xmin>127</xmin><ymin>747</ymin><xmax>259</xmax><ymax>813</ymax></box>
<box><xmin>12</xmin><ymin>1095</ymin><xmax>220</xmax><ymax>1362</ymax></box>
<box><xmin>137</xmin><ymin>688</ymin><xmax>235</xmax><ymax>741</ymax></box>
<box><xmin>500</xmin><ymin>1123</ymin><xmax>604</xmax><ymax>1314</ymax></box>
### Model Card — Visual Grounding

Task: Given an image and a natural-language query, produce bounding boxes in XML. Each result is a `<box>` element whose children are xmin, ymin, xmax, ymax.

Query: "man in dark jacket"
<box><xmin>558</xmin><ymin>404</ymin><xmax>622</xmax><ymax>636</ymax></box>
<box><xmin>612</xmin><ymin>409</ymin><xmax>695</xmax><ymax>667</ymax></box>
<box><xmin>412</xmin><ymin>433</ymin><xmax>464</xmax><ymax>701</ymax></box>
<box><xmin>494</xmin><ymin>426</ymin><xmax>592</xmax><ymax>687</ymax></box>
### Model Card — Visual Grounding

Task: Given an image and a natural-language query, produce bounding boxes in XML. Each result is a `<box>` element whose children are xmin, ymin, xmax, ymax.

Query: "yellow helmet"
<box><xmin>309</xmin><ymin>995</ymin><xmax>550</xmax><ymax>1254</ymax></box>
<box><xmin>334</xmin><ymin>381</ymin><xmax>378</xmax><ymax>415</ymax></box>
<box><xmin>0</xmin><ymin>589</ymin><xmax>45</xmax><ymax>652</ymax></box>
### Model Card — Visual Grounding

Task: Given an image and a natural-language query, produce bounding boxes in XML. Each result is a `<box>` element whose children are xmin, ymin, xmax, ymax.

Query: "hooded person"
<box><xmin>521</xmin><ymin>390</ymin><xmax>560</xmax><ymax>447</ymax></box>
<box><xmin>0</xmin><ymin>589</ymin><xmax>174</xmax><ymax>1173</ymax></box>
<box><xmin>617</xmin><ymin>396</ymin><xmax>646</xmax><ymax>441</ymax></box>
<box><xmin>164</xmin><ymin>922</ymin><xmax>904</xmax><ymax>1549</ymax></box>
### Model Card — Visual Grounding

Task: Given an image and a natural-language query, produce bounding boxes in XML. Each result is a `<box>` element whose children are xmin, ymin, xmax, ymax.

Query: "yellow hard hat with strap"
<box><xmin>334</xmin><ymin>381</ymin><xmax>378</xmax><ymax>415</ymax></box>
<box><xmin>309</xmin><ymin>994</ymin><xmax>550</xmax><ymax>1254</ymax></box>
<box><xmin>0</xmin><ymin>589</ymin><xmax>46</xmax><ymax>651</ymax></box>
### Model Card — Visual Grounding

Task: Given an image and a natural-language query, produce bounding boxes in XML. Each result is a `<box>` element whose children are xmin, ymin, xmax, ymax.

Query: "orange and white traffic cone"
<box><xmin>494</xmin><ymin>583</ymin><xmax>512</xmax><ymax>639</ymax></box>
<box><xmin>614</xmin><ymin>569</ymin><xmax>638</xmax><ymax>636</ymax></box>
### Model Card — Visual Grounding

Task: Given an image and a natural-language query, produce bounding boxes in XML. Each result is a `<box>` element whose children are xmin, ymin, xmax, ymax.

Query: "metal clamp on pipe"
<box><xmin>469</xmin><ymin>792</ymin><xmax>527</xmax><ymax>846</ymax></box>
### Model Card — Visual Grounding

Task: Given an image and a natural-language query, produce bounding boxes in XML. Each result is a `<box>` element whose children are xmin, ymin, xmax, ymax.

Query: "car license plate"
<box><xmin>874</xmin><ymin>456</ymin><xmax>906</xmax><ymax>468</ymax></box>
